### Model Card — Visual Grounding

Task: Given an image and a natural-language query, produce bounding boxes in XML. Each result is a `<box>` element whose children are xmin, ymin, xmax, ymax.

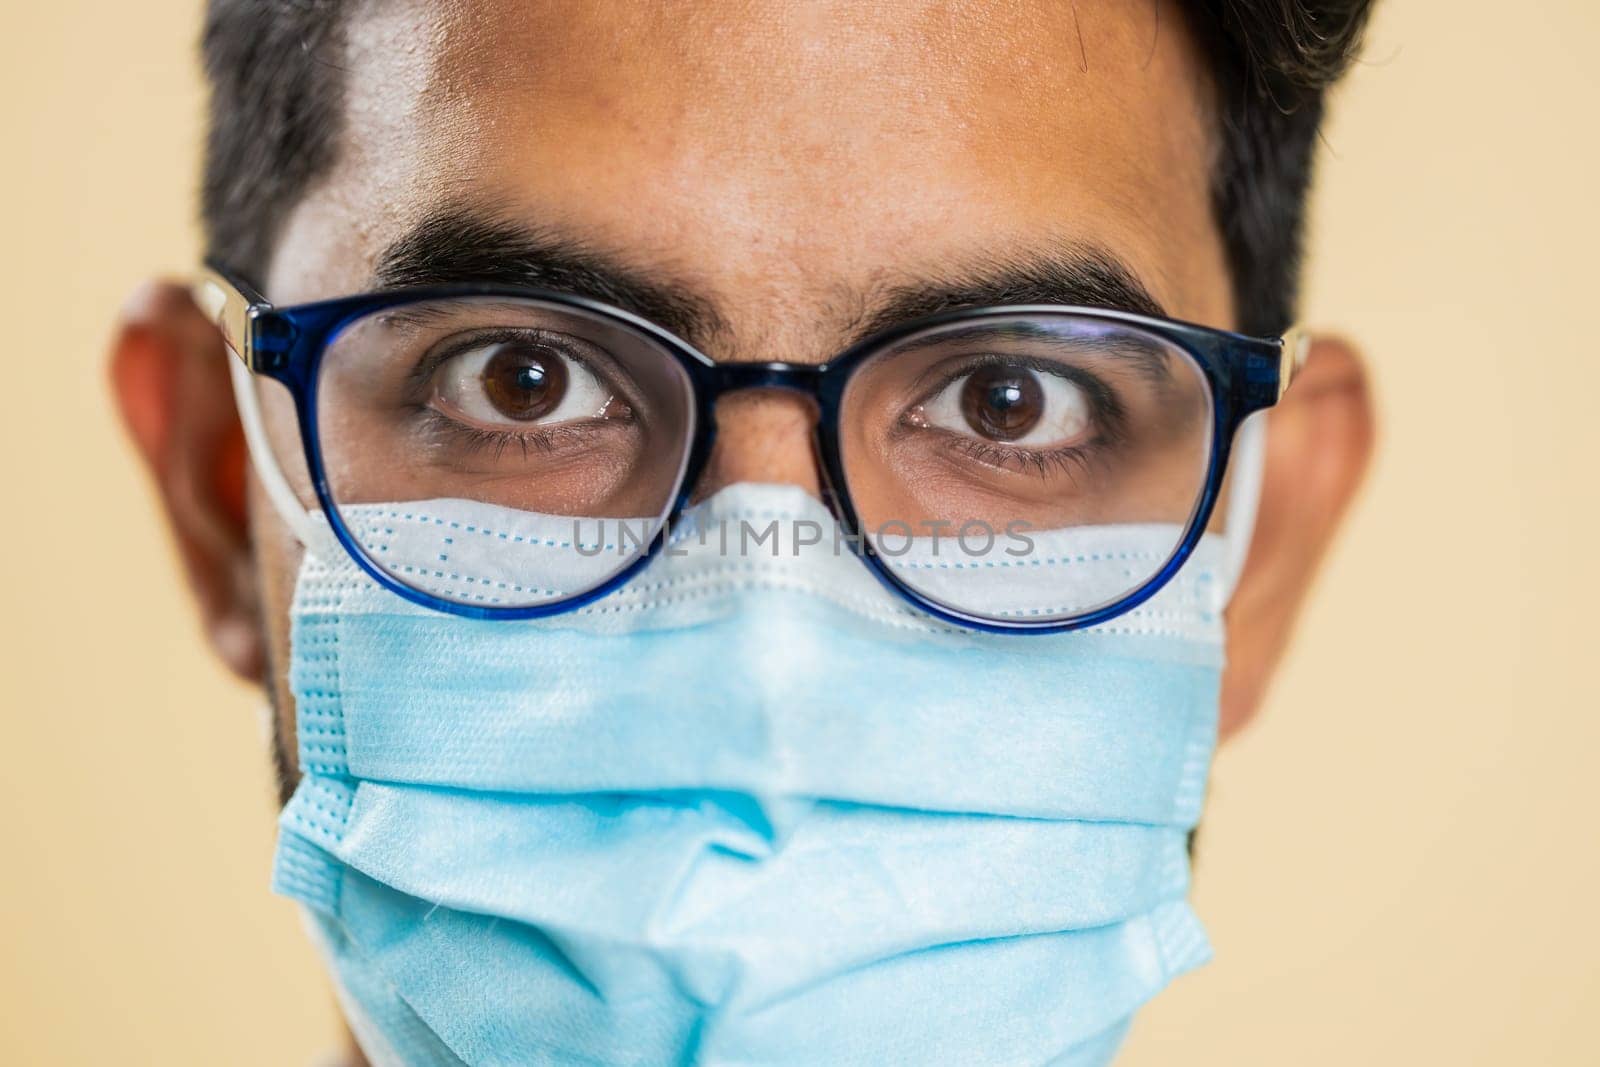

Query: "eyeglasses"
<box><xmin>194</xmin><ymin>263</ymin><xmax>1304</xmax><ymax>633</ymax></box>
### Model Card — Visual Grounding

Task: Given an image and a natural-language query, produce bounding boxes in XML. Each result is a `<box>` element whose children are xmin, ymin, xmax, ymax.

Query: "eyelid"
<box><xmin>911</xmin><ymin>351</ymin><xmax>1124</xmax><ymax>424</ymax></box>
<box><xmin>417</xmin><ymin>409</ymin><xmax>630</xmax><ymax>456</ymax></box>
<box><xmin>410</xmin><ymin>326</ymin><xmax>644</xmax><ymax>413</ymax></box>
<box><xmin>911</xmin><ymin>351</ymin><xmax>1057</xmax><ymax>392</ymax></box>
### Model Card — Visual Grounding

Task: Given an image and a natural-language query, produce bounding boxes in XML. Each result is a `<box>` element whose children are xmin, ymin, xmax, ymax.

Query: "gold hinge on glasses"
<box><xmin>191</xmin><ymin>267</ymin><xmax>254</xmax><ymax>369</ymax></box>
<box><xmin>1278</xmin><ymin>326</ymin><xmax>1311</xmax><ymax>401</ymax></box>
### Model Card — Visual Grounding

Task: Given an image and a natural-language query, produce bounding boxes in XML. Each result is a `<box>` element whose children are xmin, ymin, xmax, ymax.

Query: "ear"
<box><xmin>110</xmin><ymin>280</ymin><xmax>263</xmax><ymax>682</ymax></box>
<box><xmin>1219</xmin><ymin>336</ymin><xmax>1376</xmax><ymax>740</ymax></box>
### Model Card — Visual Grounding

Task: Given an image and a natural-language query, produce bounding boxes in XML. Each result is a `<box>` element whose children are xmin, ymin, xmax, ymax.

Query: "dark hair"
<box><xmin>1182</xmin><ymin>0</ymin><xmax>1375</xmax><ymax>333</ymax></box>
<box><xmin>201</xmin><ymin>0</ymin><xmax>1373</xmax><ymax>336</ymax></box>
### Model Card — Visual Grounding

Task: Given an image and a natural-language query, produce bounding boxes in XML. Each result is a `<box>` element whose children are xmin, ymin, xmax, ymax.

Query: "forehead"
<box><xmin>274</xmin><ymin>0</ymin><xmax>1229</xmax><ymax>345</ymax></box>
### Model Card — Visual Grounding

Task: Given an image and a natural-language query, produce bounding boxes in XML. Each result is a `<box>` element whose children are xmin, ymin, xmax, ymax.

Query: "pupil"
<box><xmin>482</xmin><ymin>342</ymin><xmax>568</xmax><ymax>421</ymax></box>
<box><xmin>960</xmin><ymin>365</ymin><xmax>1043</xmax><ymax>441</ymax></box>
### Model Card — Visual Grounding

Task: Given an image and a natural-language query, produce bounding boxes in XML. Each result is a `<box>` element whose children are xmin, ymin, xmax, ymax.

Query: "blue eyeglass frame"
<box><xmin>195</xmin><ymin>261</ymin><xmax>1303</xmax><ymax>634</ymax></box>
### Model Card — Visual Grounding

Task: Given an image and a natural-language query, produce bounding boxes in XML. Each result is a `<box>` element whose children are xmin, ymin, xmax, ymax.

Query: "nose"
<box><xmin>693</xmin><ymin>388</ymin><xmax>823</xmax><ymax>500</ymax></box>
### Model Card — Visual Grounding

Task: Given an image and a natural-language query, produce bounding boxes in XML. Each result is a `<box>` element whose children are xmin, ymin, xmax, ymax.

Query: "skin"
<box><xmin>111</xmin><ymin>1</ymin><xmax>1373</xmax><ymax>1059</ymax></box>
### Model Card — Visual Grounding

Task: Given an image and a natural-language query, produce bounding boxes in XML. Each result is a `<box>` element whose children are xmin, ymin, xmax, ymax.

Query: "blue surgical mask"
<box><xmin>270</xmin><ymin>480</ymin><xmax>1230</xmax><ymax>1067</ymax></box>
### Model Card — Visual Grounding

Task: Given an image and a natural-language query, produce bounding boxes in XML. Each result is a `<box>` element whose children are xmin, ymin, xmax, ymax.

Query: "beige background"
<box><xmin>2</xmin><ymin>1</ymin><xmax>1596</xmax><ymax>1063</ymax></box>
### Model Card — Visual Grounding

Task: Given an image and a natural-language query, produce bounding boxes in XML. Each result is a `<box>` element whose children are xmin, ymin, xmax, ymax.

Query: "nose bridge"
<box><xmin>694</xmin><ymin>363</ymin><xmax>826</xmax><ymax>501</ymax></box>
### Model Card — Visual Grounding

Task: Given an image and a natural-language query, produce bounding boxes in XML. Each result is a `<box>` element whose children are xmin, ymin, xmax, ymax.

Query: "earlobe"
<box><xmin>110</xmin><ymin>281</ymin><xmax>265</xmax><ymax>682</ymax></box>
<box><xmin>1218</xmin><ymin>335</ymin><xmax>1376</xmax><ymax>740</ymax></box>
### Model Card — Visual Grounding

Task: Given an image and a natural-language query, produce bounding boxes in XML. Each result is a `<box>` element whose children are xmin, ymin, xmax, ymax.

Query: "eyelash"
<box><xmin>409</xmin><ymin>326</ymin><xmax>597</xmax><ymax>384</ymax></box>
<box><xmin>944</xmin><ymin>436</ymin><xmax>1105</xmax><ymax>482</ymax></box>
<box><xmin>414</xmin><ymin>408</ymin><xmax>606</xmax><ymax>462</ymax></box>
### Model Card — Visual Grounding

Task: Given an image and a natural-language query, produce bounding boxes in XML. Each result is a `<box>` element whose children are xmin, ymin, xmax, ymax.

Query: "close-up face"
<box><xmin>24</xmin><ymin>0</ymin><xmax>1600</xmax><ymax>1063</ymax></box>
<box><xmin>251</xmin><ymin>0</ymin><xmax>1241</xmax><ymax>748</ymax></box>
<box><xmin>102</xmin><ymin>1</ymin><xmax>1382</xmax><ymax>1064</ymax></box>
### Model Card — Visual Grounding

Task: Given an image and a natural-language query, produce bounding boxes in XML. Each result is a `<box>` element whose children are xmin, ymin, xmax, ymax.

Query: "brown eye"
<box><xmin>481</xmin><ymin>342</ymin><xmax>569</xmax><ymax>421</ymax></box>
<box><xmin>429</xmin><ymin>333</ymin><xmax>619</xmax><ymax>430</ymax></box>
<box><xmin>917</xmin><ymin>362</ymin><xmax>1094</xmax><ymax>449</ymax></box>
<box><xmin>959</xmin><ymin>365</ymin><xmax>1044</xmax><ymax>441</ymax></box>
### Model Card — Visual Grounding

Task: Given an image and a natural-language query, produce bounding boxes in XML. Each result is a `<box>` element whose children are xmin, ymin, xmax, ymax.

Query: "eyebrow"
<box><xmin>374</xmin><ymin>207</ymin><xmax>729</xmax><ymax>349</ymax></box>
<box><xmin>847</xmin><ymin>248</ymin><xmax>1167</xmax><ymax>345</ymax></box>
<box><xmin>373</xmin><ymin>206</ymin><xmax>1170</xmax><ymax>358</ymax></box>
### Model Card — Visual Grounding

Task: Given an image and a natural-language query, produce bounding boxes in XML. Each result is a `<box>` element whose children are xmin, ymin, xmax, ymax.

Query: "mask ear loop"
<box><xmin>229</xmin><ymin>355</ymin><xmax>321</xmax><ymax>549</ymax></box>
<box><xmin>1220</xmin><ymin>411</ymin><xmax>1267</xmax><ymax>603</ymax></box>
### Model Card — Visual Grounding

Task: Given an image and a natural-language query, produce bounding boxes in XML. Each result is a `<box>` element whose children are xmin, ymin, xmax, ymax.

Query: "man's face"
<box><xmin>250</xmin><ymin>0</ymin><xmax>1232</xmax><ymax>748</ymax></box>
<box><xmin>114</xmin><ymin>0</ymin><xmax>1372</xmax><ymax>796</ymax></box>
<box><xmin>106</xmin><ymin>2</ymin><xmax>1375</xmax><ymax>1057</ymax></box>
